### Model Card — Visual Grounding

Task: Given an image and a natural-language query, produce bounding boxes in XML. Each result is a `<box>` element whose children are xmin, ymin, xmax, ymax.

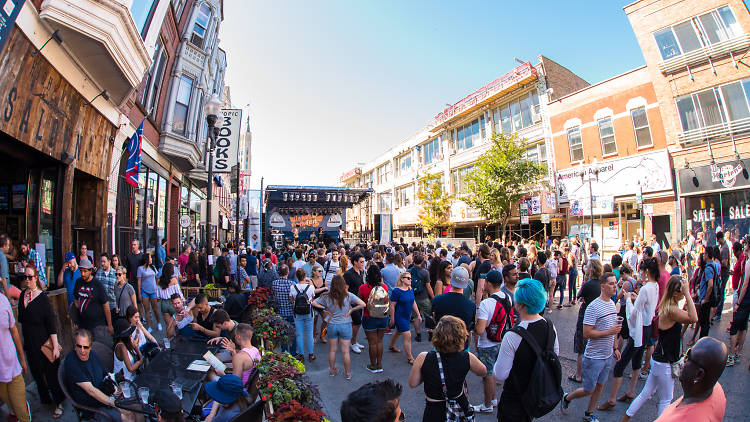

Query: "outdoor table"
<box><xmin>171</xmin><ymin>335</ymin><xmax>215</xmax><ymax>356</ymax></box>
<box><xmin>115</xmin><ymin>346</ymin><xmax>211</xmax><ymax>416</ymax></box>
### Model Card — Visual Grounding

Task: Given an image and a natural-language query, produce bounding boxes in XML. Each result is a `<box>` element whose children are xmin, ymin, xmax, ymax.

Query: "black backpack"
<box><xmin>408</xmin><ymin>267</ymin><xmax>425</xmax><ymax>295</ymax></box>
<box><xmin>293</xmin><ymin>284</ymin><xmax>312</xmax><ymax>315</ymax></box>
<box><xmin>509</xmin><ymin>319</ymin><xmax>563</xmax><ymax>418</ymax></box>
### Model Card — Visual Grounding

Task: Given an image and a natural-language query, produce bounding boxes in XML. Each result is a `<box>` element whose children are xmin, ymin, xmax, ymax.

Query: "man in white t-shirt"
<box><xmin>561</xmin><ymin>272</ymin><xmax>621</xmax><ymax>422</ymax></box>
<box><xmin>323</xmin><ymin>249</ymin><xmax>340</xmax><ymax>284</ymax></box>
<box><xmin>473</xmin><ymin>270</ymin><xmax>512</xmax><ymax>413</ymax></box>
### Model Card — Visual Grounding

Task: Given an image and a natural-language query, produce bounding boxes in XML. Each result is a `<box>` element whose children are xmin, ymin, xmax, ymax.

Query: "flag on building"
<box><xmin>125</xmin><ymin>119</ymin><xmax>144</xmax><ymax>188</ymax></box>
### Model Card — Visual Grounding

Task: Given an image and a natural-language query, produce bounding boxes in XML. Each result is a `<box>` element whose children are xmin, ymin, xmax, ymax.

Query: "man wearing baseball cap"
<box><xmin>431</xmin><ymin>266</ymin><xmax>476</xmax><ymax>350</ymax></box>
<box><xmin>56</xmin><ymin>251</ymin><xmax>80</xmax><ymax>306</ymax></box>
<box><xmin>73</xmin><ymin>258</ymin><xmax>113</xmax><ymax>344</ymax></box>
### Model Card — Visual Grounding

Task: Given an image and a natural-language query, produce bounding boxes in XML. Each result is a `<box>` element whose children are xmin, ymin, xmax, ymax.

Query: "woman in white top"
<box><xmin>156</xmin><ymin>262</ymin><xmax>183</xmax><ymax>334</ymax></box>
<box><xmin>126</xmin><ymin>305</ymin><xmax>157</xmax><ymax>349</ymax></box>
<box><xmin>112</xmin><ymin>318</ymin><xmax>144</xmax><ymax>381</ymax></box>
<box><xmin>600</xmin><ymin>257</ymin><xmax>660</xmax><ymax>409</ymax></box>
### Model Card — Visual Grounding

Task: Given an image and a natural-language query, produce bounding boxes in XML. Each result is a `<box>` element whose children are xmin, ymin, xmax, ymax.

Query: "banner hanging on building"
<box><xmin>379</xmin><ymin>214</ymin><xmax>392</xmax><ymax>245</ymax></box>
<box><xmin>212</xmin><ymin>109</ymin><xmax>242</xmax><ymax>173</ymax></box>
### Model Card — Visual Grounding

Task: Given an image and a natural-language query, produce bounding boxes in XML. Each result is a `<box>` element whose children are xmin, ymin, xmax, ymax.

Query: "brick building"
<box><xmin>548</xmin><ymin>66</ymin><xmax>673</xmax><ymax>253</ymax></box>
<box><xmin>625</xmin><ymin>0</ymin><xmax>750</xmax><ymax>244</ymax></box>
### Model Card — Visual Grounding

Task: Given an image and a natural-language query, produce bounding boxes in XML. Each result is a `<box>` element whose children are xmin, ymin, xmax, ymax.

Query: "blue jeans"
<box><xmin>282</xmin><ymin>316</ymin><xmax>297</xmax><ymax>355</ymax></box>
<box><xmin>716</xmin><ymin>274</ymin><xmax>729</xmax><ymax>318</ymax></box>
<box><xmin>556</xmin><ymin>274</ymin><xmax>567</xmax><ymax>304</ymax></box>
<box><xmin>568</xmin><ymin>267</ymin><xmax>578</xmax><ymax>303</ymax></box>
<box><xmin>294</xmin><ymin>313</ymin><xmax>314</xmax><ymax>355</ymax></box>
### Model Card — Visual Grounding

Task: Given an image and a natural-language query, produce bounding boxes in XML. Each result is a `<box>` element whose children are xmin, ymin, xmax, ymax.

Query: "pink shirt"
<box><xmin>0</xmin><ymin>294</ymin><xmax>22</xmax><ymax>382</ymax></box>
<box><xmin>240</xmin><ymin>347</ymin><xmax>261</xmax><ymax>386</ymax></box>
<box><xmin>178</xmin><ymin>254</ymin><xmax>189</xmax><ymax>275</ymax></box>
<box><xmin>657</xmin><ymin>269</ymin><xmax>669</xmax><ymax>311</ymax></box>
<box><xmin>655</xmin><ymin>383</ymin><xmax>726</xmax><ymax>422</ymax></box>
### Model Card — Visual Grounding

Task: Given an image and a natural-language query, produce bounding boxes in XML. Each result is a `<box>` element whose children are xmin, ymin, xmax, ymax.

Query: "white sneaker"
<box><xmin>157</xmin><ymin>323</ymin><xmax>163</xmax><ymax>331</ymax></box>
<box><xmin>471</xmin><ymin>404</ymin><xmax>493</xmax><ymax>414</ymax></box>
<box><xmin>355</xmin><ymin>342</ymin><xmax>365</xmax><ymax>349</ymax></box>
<box><xmin>350</xmin><ymin>344</ymin><xmax>362</xmax><ymax>354</ymax></box>
<box><xmin>492</xmin><ymin>399</ymin><xmax>498</xmax><ymax>407</ymax></box>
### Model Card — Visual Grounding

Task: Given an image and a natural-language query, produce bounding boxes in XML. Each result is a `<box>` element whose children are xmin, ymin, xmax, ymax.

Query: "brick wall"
<box><xmin>539</xmin><ymin>55</ymin><xmax>590</xmax><ymax>100</ymax></box>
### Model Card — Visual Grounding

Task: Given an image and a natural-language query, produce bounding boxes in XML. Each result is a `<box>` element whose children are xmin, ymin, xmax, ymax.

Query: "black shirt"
<box><xmin>64</xmin><ymin>352</ymin><xmax>106</xmax><ymax>419</ymax></box>
<box><xmin>421</xmin><ymin>350</ymin><xmax>470</xmax><ymax>400</ymax></box>
<box><xmin>73</xmin><ymin>278</ymin><xmax>108</xmax><ymax>329</ymax></box>
<box><xmin>224</xmin><ymin>292</ymin><xmax>248</xmax><ymax>320</ymax></box>
<box><xmin>344</xmin><ymin>267</ymin><xmax>363</xmax><ymax>296</ymax></box>
<box><xmin>502</xmin><ymin>319</ymin><xmax>554</xmax><ymax>401</ymax></box>
<box><xmin>534</xmin><ymin>267</ymin><xmax>551</xmax><ymax>290</ymax></box>
<box><xmin>125</xmin><ymin>252</ymin><xmax>143</xmax><ymax>284</ymax></box>
<box><xmin>473</xmin><ymin>260</ymin><xmax>493</xmax><ymax>284</ymax></box>
<box><xmin>432</xmin><ymin>292</ymin><xmax>476</xmax><ymax>331</ymax></box>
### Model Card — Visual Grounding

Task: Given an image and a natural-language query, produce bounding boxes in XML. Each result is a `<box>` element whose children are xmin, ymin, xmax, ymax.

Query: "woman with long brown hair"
<box><xmin>312</xmin><ymin>275</ymin><xmax>365</xmax><ymax>380</ymax></box>
<box><xmin>432</xmin><ymin>260</ymin><xmax>453</xmax><ymax>296</ymax></box>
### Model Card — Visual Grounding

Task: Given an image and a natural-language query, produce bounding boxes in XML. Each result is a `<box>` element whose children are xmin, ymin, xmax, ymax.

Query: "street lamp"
<box><xmin>204</xmin><ymin>93</ymin><xmax>222</xmax><ymax>251</ymax></box>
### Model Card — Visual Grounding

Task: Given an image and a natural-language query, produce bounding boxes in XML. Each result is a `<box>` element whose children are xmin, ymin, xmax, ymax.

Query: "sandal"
<box><xmin>329</xmin><ymin>368</ymin><xmax>339</xmax><ymax>377</ymax></box>
<box><xmin>597</xmin><ymin>401</ymin><xmax>616</xmax><ymax>411</ymax></box>
<box><xmin>617</xmin><ymin>394</ymin><xmax>635</xmax><ymax>403</ymax></box>
<box><xmin>567</xmin><ymin>374</ymin><xmax>582</xmax><ymax>383</ymax></box>
<box><xmin>309</xmin><ymin>354</ymin><xmax>316</xmax><ymax>362</ymax></box>
<box><xmin>389</xmin><ymin>346</ymin><xmax>402</xmax><ymax>353</ymax></box>
<box><xmin>52</xmin><ymin>405</ymin><xmax>64</xmax><ymax>419</ymax></box>
<box><xmin>345</xmin><ymin>372</ymin><xmax>352</xmax><ymax>380</ymax></box>
<box><xmin>320</xmin><ymin>337</ymin><xmax>327</xmax><ymax>344</ymax></box>
<box><xmin>407</xmin><ymin>358</ymin><xmax>415</xmax><ymax>365</ymax></box>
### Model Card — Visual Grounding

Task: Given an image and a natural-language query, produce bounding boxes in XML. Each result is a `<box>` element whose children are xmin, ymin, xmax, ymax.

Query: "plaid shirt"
<box><xmin>26</xmin><ymin>248</ymin><xmax>48</xmax><ymax>289</ymax></box>
<box><xmin>272</xmin><ymin>277</ymin><xmax>295</xmax><ymax>318</ymax></box>
<box><xmin>94</xmin><ymin>268</ymin><xmax>117</xmax><ymax>309</ymax></box>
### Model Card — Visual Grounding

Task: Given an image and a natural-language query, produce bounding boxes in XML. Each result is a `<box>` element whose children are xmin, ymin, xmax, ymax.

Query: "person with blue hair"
<box><xmin>493</xmin><ymin>278</ymin><xmax>560</xmax><ymax>421</ymax></box>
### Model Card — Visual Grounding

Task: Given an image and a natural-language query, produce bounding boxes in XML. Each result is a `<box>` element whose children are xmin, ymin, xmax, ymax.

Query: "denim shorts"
<box><xmin>362</xmin><ymin>316</ymin><xmax>389</xmax><ymax>331</ymax></box>
<box><xmin>141</xmin><ymin>290</ymin><xmax>157</xmax><ymax>300</ymax></box>
<box><xmin>477</xmin><ymin>344</ymin><xmax>501</xmax><ymax>376</ymax></box>
<box><xmin>326</xmin><ymin>323</ymin><xmax>352</xmax><ymax>340</ymax></box>
<box><xmin>582</xmin><ymin>356</ymin><xmax>614</xmax><ymax>392</ymax></box>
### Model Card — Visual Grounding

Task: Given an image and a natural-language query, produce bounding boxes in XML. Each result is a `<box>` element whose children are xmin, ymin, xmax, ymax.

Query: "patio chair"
<box><xmin>58</xmin><ymin>355</ymin><xmax>117</xmax><ymax>422</ymax></box>
<box><xmin>229</xmin><ymin>399</ymin><xmax>264</xmax><ymax>422</ymax></box>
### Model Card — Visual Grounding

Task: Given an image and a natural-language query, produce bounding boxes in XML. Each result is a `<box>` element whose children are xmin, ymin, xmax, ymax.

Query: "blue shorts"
<box><xmin>362</xmin><ymin>316</ymin><xmax>389</xmax><ymax>331</ymax></box>
<box><xmin>477</xmin><ymin>344</ymin><xmax>501</xmax><ymax>376</ymax></box>
<box><xmin>141</xmin><ymin>290</ymin><xmax>157</xmax><ymax>299</ymax></box>
<box><xmin>326</xmin><ymin>323</ymin><xmax>352</xmax><ymax>340</ymax></box>
<box><xmin>582</xmin><ymin>356</ymin><xmax>614</xmax><ymax>392</ymax></box>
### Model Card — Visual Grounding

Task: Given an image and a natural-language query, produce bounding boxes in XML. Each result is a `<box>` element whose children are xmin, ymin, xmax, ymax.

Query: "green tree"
<box><xmin>464</xmin><ymin>133</ymin><xmax>546</xmax><ymax>240</ymax></box>
<box><xmin>416</xmin><ymin>172</ymin><xmax>453</xmax><ymax>237</ymax></box>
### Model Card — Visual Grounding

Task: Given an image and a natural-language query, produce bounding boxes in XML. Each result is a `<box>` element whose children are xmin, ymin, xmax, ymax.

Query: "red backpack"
<box><xmin>486</xmin><ymin>292</ymin><xmax>515</xmax><ymax>342</ymax></box>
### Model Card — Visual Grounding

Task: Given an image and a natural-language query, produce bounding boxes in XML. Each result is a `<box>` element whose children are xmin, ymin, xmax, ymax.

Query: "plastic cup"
<box><xmin>164</xmin><ymin>338</ymin><xmax>171</xmax><ymax>350</ymax></box>
<box><xmin>616</xmin><ymin>316</ymin><xmax>624</xmax><ymax>325</ymax></box>
<box><xmin>119</xmin><ymin>382</ymin><xmax>131</xmax><ymax>399</ymax></box>
<box><xmin>138</xmin><ymin>387</ymin><xmax>149</xmax><ymax>405</ymax></box>
<box><xmin>171</xmin><ymin>382</ymin><xmax>183</xmax><ymax>400</ymax></box>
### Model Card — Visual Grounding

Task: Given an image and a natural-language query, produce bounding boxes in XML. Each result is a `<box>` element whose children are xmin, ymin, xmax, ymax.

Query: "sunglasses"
<box><xmin>116</xmin><ymin>273</ymin><xmax>123</xmax><ymax>277</ymax></box>
<box><xmin>75</xmin><ymin>344</ymin><xmax>91</xmax><ymax>350</ymax></box>
<box><xmin>23</xmin><ymin>275</ymin><xmax>34</xmax><ymax>280</ymax></box>
<box><xmin>402</xmin><ymin>276</ymin><xmax>412</xmax><ymax>280</ymax></box>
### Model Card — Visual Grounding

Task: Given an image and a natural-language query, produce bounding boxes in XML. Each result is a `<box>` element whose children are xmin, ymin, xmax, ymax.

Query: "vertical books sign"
<box><xmin>212</xmin><ymin>109</ymin><xmax>242</xmax><ymax>172</ymax></box>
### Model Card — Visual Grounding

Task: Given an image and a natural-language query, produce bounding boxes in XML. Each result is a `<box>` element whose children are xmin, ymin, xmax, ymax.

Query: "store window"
<box><xmin>653</xmin><ymin>6</ymin><xmax>739</xmax><ymax>60</ymax></box>
<box><xmin>158</xmin><ymin>176</ymin><xmax>167</xmax><ymax>244</ymax></box>
<box><xmin>173</xmin><ymin>75</ymin><xmax>193</xmax><ymax>135</ymax></box>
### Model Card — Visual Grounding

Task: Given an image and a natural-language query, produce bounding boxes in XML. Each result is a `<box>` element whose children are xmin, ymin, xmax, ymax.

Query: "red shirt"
<box><xmin>655</xmin><ymin>383</ymin><xmax>725</xmax><ymax>422</ymax></box>
<box><xmin>732</xmin><ymin>252</ymin><xmax>744</xmax><ymax>290</ymax></box>
<box><xmin>358</xmin><ymin>283</ymin><xmax>388</xmax><ymax>318</ymax></box>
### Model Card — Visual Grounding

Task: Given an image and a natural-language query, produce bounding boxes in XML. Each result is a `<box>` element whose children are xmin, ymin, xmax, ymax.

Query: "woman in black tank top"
<box><xmin>623</xmin><ymin>275</ymin><xmax>698</xmax><ymax>421</ymax></box>
<box><xmin>407</xmin><ymin>316</ymin><xmax>486</xmax><ymax>421</ymax></box>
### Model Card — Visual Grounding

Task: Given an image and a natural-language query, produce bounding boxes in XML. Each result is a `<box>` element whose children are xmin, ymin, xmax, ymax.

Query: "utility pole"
<box><xmin>259</xmin><ymin>176</ymin><xmax>264</xmax><ymax>248</ymax></box>
<box><xmin>234</xmin><ymin>162</ymin><xmax>240</xmax><ymax>249</ymax></box>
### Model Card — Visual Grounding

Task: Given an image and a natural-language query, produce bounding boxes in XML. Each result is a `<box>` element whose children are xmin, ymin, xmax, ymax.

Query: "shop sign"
<box><xmin>179</xmin><ymin>215</ymin><xmax>191</xmax><ymax>228</ymax></box>
<box><xmin>450</xmin><ymin>200</ymin><xmax>483</xmax><ymax>222</ymax></box>
<box><xmin>0</xmin><ymin>29</ymin><xmax>115</xmax><ymax>180</ymax></box>
<box><xmin>521</xmin><ymin>215</ymin><xmax>529</xmax><ymax>225</ymax></box>
<box><xmin>643</xmin><ymin>204</ymin><xmax>654</xmax><ymax>216</ymax></box>
<box><xmin>521</xmin><ymin>196</ymin><xmax>541</xmax><ymax>215</ymax></box>
<box><xmin>556</xmin><ymin>150</ymin><xmax>672</xmax><ymax>203</ymax></box>
<box><xmin>541</xmin><ymin>213</ymin><xmax>550</xmax><ymax>224</ymax></box>
<box><xmin>0</xmin><ymin>0</ymin><xmax>22</xmax><ymax>53</ymax></box>
<box><xmin>678</xmin><ymin>158</ymin><xmax>750</xmax><ymax>194</ymax></box>
<box><xmin>212</xmin><ymin>109</ymin><xmax>242</xmax><ymax>173</ymax></box>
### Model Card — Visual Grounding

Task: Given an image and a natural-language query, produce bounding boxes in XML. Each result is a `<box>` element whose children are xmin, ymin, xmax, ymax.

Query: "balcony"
<box><xmin>159</xmin><ymin>132</ymin><xmax>203</xmax><ymax>171</ymax></box>
<box><xmin>39</xmin><ymin>0</ymin><xmax>151</xmax><ymax>104</ymax></box>
<box><xmin>658</xmin><ymin>34</ymin><xmax>750</xmax><ymax>74</ymax></box>
<box><xmin>679</xmin><ymin>116</ymin><xmax>750</xmax><ymax>147</ymax></box>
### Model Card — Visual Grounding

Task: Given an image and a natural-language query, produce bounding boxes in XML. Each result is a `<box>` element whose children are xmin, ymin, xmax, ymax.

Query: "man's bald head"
<box><xmin>680</xmin><ymin>337</ymin><xmax>727</xmax><ymax>398</ymax></box>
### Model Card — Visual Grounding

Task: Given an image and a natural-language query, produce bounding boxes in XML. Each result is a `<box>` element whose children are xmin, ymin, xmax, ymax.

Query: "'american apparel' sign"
<box><xmin>212</xmin><ymin>109</ymin><xmax>242</xmax><ymax>172</ymax></box>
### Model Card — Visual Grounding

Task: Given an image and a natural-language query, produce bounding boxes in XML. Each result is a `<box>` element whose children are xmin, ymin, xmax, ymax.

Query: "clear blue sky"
<box><xmin>220</xmin><ymin>1</ymin><xmax>643</xmax><ymax>189</ymax></box>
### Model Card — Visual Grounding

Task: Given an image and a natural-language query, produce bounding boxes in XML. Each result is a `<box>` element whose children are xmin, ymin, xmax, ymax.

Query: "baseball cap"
<box><xmin>65</xmin><ymin>252</ymin><xmax>76</xmax><ymax>262</ymax></box>
<box><xmin>451</xmin><ymin>266</ymin><xmax>470</xmax><ymax>289</ymax></box>
<box><xmin>154</xmin><ymin>388</ymin><xmax>182</xmax><ymax>417</ymax></box>
<box><xmin>486</xmin><ymin>270</ymin><xmax>503</xmax><ymax>287</ymax></box>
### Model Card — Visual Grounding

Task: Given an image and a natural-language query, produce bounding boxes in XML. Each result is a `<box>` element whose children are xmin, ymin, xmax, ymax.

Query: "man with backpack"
<box><xmin>473</xmin><ymin>270</ymin><xmax>514</xmax><ymax>413</ymax></box>
<box><xmin>493</xmin><ymin>278</ymin><xmax>561</xmax><ymax>422</ymax></box>
<box><xmin>561</xmin><ymin>272</ymin><xmax>622</xmax><ymax>422</ymax></box>
<box><xmin>408</xmin><ymin>253</ymin><xmax>431</xmax><ymax>343</ymax></box>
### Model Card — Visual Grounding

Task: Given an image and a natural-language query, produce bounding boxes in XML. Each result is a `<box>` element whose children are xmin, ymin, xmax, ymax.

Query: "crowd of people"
<box><xmin>0</xmin><ymin>229</ymin><xmax>747</xmax><ymax>422</ymax></box>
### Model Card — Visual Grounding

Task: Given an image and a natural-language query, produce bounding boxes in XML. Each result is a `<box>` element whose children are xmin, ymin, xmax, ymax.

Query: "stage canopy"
<box><xmin>264</xmin><ymin>185</ymin><xmax>373</xmax><ymax>216</ymax></box>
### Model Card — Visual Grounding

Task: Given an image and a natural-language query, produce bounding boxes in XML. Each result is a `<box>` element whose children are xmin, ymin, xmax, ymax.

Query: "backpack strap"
<box><xmin>510</xmin><ymin>318</ymin><xmax>554</xmax><ymax>356</ymax></box>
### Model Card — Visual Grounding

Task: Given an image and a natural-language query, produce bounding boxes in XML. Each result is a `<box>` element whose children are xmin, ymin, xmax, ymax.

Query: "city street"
<box><xmin>308</xmin><ymin>301</ymin><xmax>750</xmax><ymax>422</ymax></box>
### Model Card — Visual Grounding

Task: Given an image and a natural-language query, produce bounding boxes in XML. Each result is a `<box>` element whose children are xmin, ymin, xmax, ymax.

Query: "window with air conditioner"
<box><xmin>597</xmin><ymin>117</ymin><xmax>617</xmax><ymax>155</ymax></box>
<box><xmin>653</xmin><ymin>6</ymin><xmax>740</xmax><ymax>60</ymax></box>
<box><xmin>630</xmin><ymin>107</ymin><xmax>653</xmax><ymax>148</ymax></box>
<box><xmin>190</xmin><ymin>4</ymin><xmax>211</xmax><ymax>49</ymax></box>
<box><xmin>567</xmin><ymin>127</ymin><xmax>584</xmax><ymax>162</ymax></box>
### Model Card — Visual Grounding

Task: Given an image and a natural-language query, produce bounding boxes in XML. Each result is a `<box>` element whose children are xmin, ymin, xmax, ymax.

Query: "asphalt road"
<box><xmin>10</xmin><ymin>300</ymin><xmax>750</xmax><ymax>422</ymax></box>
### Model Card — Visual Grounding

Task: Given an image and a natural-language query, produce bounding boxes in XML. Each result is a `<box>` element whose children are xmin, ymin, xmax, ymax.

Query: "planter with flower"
<box><xmin>257</xmin><ymin>352</ymin><xmax>323</xmax><ymax>414</ymax></box>
<box><xmin>246</xmin><ymin>286</ymin><xmax>272</xmax><ymax>310</ymax></box>
<box><xmin>267</xmin><ymin>400</ymin><xmax>328</xmax><ymax>422</ymax></box>
<box><xmin>251</xmin><ymin>308</ymin><xmax>294</xmax><ymax>351</ymax></box>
